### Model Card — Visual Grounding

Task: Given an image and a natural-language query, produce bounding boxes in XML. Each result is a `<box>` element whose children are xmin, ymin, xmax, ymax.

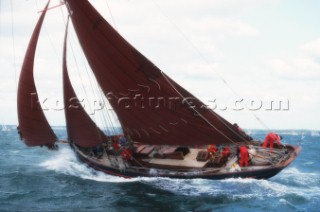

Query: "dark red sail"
<box><xmin>62</xmin><ymin>19</ymin><xmax>106</xmax><ymax>147</ymax></box>
<box><xmin>17</xmin><ymin>1</ymin><xmax>57</xmax><ymax>146</ymax></box>
<box><xmin>65</xmin><ymin>0</ymin><xmax>247</xmax><ymax>145</ymax></box>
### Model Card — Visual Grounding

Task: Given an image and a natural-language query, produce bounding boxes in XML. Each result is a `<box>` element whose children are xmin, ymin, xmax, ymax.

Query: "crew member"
<box><xmin>118</xmin><ymin>134</ymin><xmax>127</xmax><ymax>147</ymax></box>
<box><xmin>120</xmin><ymin>148</ymin><xmax>133</xmax><ymax>161</ymax></box>
<box><xmin>113</xmin><ymin>140</ymin><xmax>120</xmax><ymax>150</ymax></box>
<box><xmin>221</xmin><ymin>146</ymin><xmax>230</xmax><ymax>157</ymax></box>
<box><xmin>262</xmin><ymin>132</ymin><xmax>282</xmax><ymax>151</ymax></box>
<box><xmin>207</xmin><ymin>144</ymin><xmax>218</xmax><ymax>156</ymax></box>
<box><xmin>238</xmin><ymin>146</ymin><xmax>249</xmax><ymax>167</ymax></box>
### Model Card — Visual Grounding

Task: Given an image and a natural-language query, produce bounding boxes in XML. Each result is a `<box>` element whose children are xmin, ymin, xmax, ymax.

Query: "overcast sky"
<box><xmin>0</xmin><ymin>0</ymin><xmax>319</xmax><ymax>130</ymax></box>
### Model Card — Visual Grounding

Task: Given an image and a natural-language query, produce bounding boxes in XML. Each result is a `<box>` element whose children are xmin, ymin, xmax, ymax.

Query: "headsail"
<box><xmin>65</xmin><ymin>0</ymin><xmax>247</xmax><ymax>145</ymax></box>
<box><xmin>17</xmin><ymin>1</ymin><xmax>57</xmax><ymax>146</ymax></box>
<box><xmin>63</xmin><ymin>18</ymin><xmax>106</xmax><ymax>147</ymax></box>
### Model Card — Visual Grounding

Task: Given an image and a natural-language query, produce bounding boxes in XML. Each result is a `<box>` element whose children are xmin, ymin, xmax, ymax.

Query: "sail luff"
<box><xmin>65</xmin><ymin>0</ymin><xmax>247</xmax><ymax>145</ymax></box>
<box><xmin>17</xmin><ymin>1</ymin><xmax>57</xmax><ymax>146</ymax></box>
<box><xmin>62</xmin><ymin>18</ymin><xmax>106</xmax><ymax>147</ymax></box>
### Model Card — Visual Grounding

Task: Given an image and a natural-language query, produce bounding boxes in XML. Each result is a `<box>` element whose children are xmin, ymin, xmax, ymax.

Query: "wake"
<box><xmin>39</xmin><ymin>145</ymin><xmax>136</xmax><ymax>183</ymax></box>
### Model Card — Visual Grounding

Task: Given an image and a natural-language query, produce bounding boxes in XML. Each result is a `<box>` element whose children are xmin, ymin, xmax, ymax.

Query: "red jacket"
<box><xmin>239</xmin><ymin>146</ymin><xmax>249</xmax><ymax>167</ymax></box>
<box><xmin>207</xmin><ymin>145</ymin><xmax>218</xmax><ymax>154</ymax></box>
<box><xmin>262</xmin><ymin>132</ymin><xmax>281</xmax><ymax>148</ymax></box>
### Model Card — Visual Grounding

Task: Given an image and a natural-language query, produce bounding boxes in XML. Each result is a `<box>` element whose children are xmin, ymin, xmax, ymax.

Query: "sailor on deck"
<box><xmin>238</xmin><ymin>146</ymin><xmax>249</xmax><ymax>167</ymax></box>
<box><xmin>118</xmin><ymin>135</ymin><xmax>127</xmax><ymax>147</ymax></box>
<box><xmin>262</xmin><ymin>132</ymin><xmax>282</xmax><ymax>151</ymax></box>
<box><xmin>207</xmin><ymin>144</ymin><xmax>218</xmax><ymax>157</ymax></box>
<box><xmin>221</xmin><ymin>146</ymin><xmax>230</xmax><ymax>157</ymax></box>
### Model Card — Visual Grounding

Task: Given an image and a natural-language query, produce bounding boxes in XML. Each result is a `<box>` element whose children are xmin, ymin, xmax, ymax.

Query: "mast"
<box><xmin>62</xmin><ymin>18</ymin><xmax>106</xmax><ymax>147</ymax></box>
<box><xmin>17</xmin><ymin>1</ymin><xmax>57</xmax><ymax>147</ymax></box>
<box><xmin>64</xmin><ymin>0</ymin><xmax>247</xmax><ymax>145</ymax></box>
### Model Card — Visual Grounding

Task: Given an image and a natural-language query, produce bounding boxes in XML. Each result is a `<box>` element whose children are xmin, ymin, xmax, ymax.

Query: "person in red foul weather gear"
<box><xmin>112</xmin><ymin>140</ymin><xmax>120</xmax><ymax>154</ymax></box>
<box><xmin>221</xmin><ymin>146</ymin><xmax>230</xmax><ymax>157</ymax></box>
<box><xmin>120</xmin><ymin>148</ymin><xmax>133</xmax><ymax>161</ymax></box>
<box><xmin>207</xmin><ymin>144</ymin><xmax>218</xmax><ymax>156</ymax></box>
<box><xmin>262</xmin><ymin>132</ymin><xmax>282</xmax><ymax>151</ymax></box>
<box><xmin>238</xmin><ymin>146</ymin><xmax>249</xmax><ymax>167</ymax></box>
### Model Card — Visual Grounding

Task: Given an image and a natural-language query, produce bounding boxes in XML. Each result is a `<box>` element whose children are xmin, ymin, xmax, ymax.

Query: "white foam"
<box><xmin>144</xmin><ymin>170</ymin><xmax>320</xmax><ymax>199</ymax></box>
<box><xmin>303</xmin><ymin>161</ymin><xmax>314</xmax><ymax>165</ymax></box>
<box><xmin>39</xmin><ymin>146</ymin><xmax>138</xmax><ymax>183</ymax></box>
<box><xmin>1</xmin><ymin>125</ymin><xmax>11</xmax><ymax>132</ymax></box>
<box><xmin>142</xmin><ymin>178</ymin><xmax>223</xmax><ymax>196</ymax></box>
<box><xmin>39</xmin><ymin>146</ymin><xmax>188</xmax><ymax>184</ymax></box>
<box><xmin>280</xmin><ymin>131</ymin><xmax>300</xmax><ymax>136</ymax></box>
<box><xmin>310</xmin><ymin>131</ymin><xmax>320</xmax><ymax>137</ymax></box>
<box><xmin>279</xmin><ymin>198</ymin><xmax>297</xmax><ymax>209</ymax></box>
<box><xmin>274</xmin><ymin>168</ymin><xmax>320</xmax><ymax>198</ymax></box>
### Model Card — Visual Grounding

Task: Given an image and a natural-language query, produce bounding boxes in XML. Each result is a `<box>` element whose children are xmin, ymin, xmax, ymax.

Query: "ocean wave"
<box><xmin>277</xmin><ymin>167</ymin><xmax>320</xmax><ymax>186</ymax></box>
<box><xmin>39</xmin><ymin>146</ymin><xmax>139</xmax><ymax>183</ymax></box>
<box><xmin>280</xmin><ymin>131</ymin><xmax>301</xmax><ymax>136</ymax></box>
<box><xmin>140</xmin><ymin>169</ymin><xmax>320</xmax><ymax>200</ymax></box>
<box><xmin>310</xmin><ymin>131</ymin><xmax>320</xmax><ymax>137</ymax></box>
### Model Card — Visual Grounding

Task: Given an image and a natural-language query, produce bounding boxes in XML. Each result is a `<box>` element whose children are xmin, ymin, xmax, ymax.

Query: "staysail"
<box><xmin>17</xmin><ymin>1</ymin><xmax>57</xmax><ymax>146</ymax></box>
<box><xmin>65</xmin><ymin>0</ymin><xmax>247</xmax><ymax>145</ymax></box>
<box><xmin>62</xmin><ymin>18</ymin><xmax>106</xmax><ymax>147</ymax></box>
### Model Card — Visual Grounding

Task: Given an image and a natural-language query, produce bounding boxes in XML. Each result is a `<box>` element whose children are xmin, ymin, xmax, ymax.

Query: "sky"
<box><xmin>0</xmin><ymin>0</ymin><xmax>319</xmax><ymax>130</ymax></box>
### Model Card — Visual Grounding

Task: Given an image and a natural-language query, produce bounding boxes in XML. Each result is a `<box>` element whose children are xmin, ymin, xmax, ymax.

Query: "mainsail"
<box><xmin>65</xmin><ymin>0</ymin><xmax>247</xmax><ymax>145</ymax></box>
<box><xmin>62</xmin><ymin>18</ymin><xmax>106</xmax><ymax>147</ymax></box>
<box><xmin>17</xmin><ymin>1</ymin><xmax>57</xmax><ymax>146</ymax></box>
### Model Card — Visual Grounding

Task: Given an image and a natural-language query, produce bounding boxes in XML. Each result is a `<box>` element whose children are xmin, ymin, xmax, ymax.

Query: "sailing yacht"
<box><xmin>17</xmin><ymin>0</ymin><xmax>301</xmax><ymax>179</ymax></box>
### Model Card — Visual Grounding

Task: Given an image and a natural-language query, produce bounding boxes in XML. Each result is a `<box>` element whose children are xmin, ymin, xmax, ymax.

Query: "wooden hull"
<box><xmin>71</xmin><ymin>144</ymin><xmax>301</xmax><ymax>180</ymax></box>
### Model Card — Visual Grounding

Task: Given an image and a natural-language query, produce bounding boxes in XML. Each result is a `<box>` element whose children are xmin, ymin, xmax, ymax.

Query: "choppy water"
<box><xmin>0</xmin><ymin>126</ymin><xmax>319</xmax><ymax>212</ymax></box>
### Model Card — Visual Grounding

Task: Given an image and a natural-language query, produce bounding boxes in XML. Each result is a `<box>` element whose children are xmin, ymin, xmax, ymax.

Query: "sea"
<box><xmin>0</xmin><ymin>126</ymin><xmax>319</xmax><ymax>212</ymax></box>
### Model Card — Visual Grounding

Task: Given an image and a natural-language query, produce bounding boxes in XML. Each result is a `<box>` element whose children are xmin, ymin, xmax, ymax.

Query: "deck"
<box><xmin>146</xmin><ymin>148</ymin><xmax>208</xmax><ymax>168</ymax></box>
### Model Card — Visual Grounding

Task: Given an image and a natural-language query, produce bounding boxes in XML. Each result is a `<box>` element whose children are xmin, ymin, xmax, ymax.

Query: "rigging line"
<box><xmin>70</xmin><ymin>8</ymin><xmax>117</xmax><ymax>135</ymax></box>
<box><xmin>76</xmin><ymin>44</ymin><xmax>112</xmax><ymax>133</ymax></box>
<box><xmin>65</xmin><ymin>19</ymin><xmax>115</xmax><ymax>134</ymax></box>
<box><xmin>150</xmin><ymin>0</ymin><xmax>270</xmax><ymax>131</ymax></box>
<box><xmin>82</xmin><ymin>62</ymin><xmax>108</xmax><ymax>131</ymax></box>
<box><xmin>63</xmin><ymin>4</ymin><xmax>117</xmax><ymax>135</ymax></box>
<box><xmin>67</xmin><ymin>30</ymin><xmax>98</xmax><ymax>125</ymax></box>
<box><xmin>98</xmin><ymin>87</ymin><xmax>118</xmax><ymax>135</ymax></box>
<box><xmin>59</xmin><ymin>2</ymin><xmax>97</xmax><ymax>124</ymax></box>
<box><xmin>161</xmin><ymin>72</ymin><xmax>236</xmax><ymax>144</ymax></box>
<box><xmin>59</xmin><ymin>2</ymin><xmax>67</xmax><ymax>28</ymax></box>
<box><xmin>38</xmin><ymin>1</ymin><xmax>64</xmax><ymax>13</ymax></box>
<box><xmin>98</xmin><ymin>3</ymin><xmax>260</xmax><ymax>137</ymax></box>
<box><xmin>65</xmin><ymin>17</ymin><xmax>105</xmax><ymax>141</ymax></box>
<box><xmin>96</xmin><ymin>82</ymin><xmax>120</xmax><ymax>135</ymax></box>
<box><xmin>10</xmin><ymin>0</ymin><xmax>17</xmax><ymax>93</ymax></box>
<box><xmin>34</xmin><ymin>0</ymin><xmax>60</xmax><ymax>60</ymax></box>
<box><xmin>32</xmin><ymin>0</ymin><xmax>61</xmax><ymax>98</ymax></box>
<box><xmin>81</xmin><ymin>54</ymin><xmax>117</xmax><ymax>136</ymax></box>
<box><xmin>95</xmin><ymin>71</ymin><xmax>122</xmax><ymax>135</ymax></box>
<box><xmin>104</xmin><ymin>0</ymin><xmax>117</xmax><ymax>30</ymax></box>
